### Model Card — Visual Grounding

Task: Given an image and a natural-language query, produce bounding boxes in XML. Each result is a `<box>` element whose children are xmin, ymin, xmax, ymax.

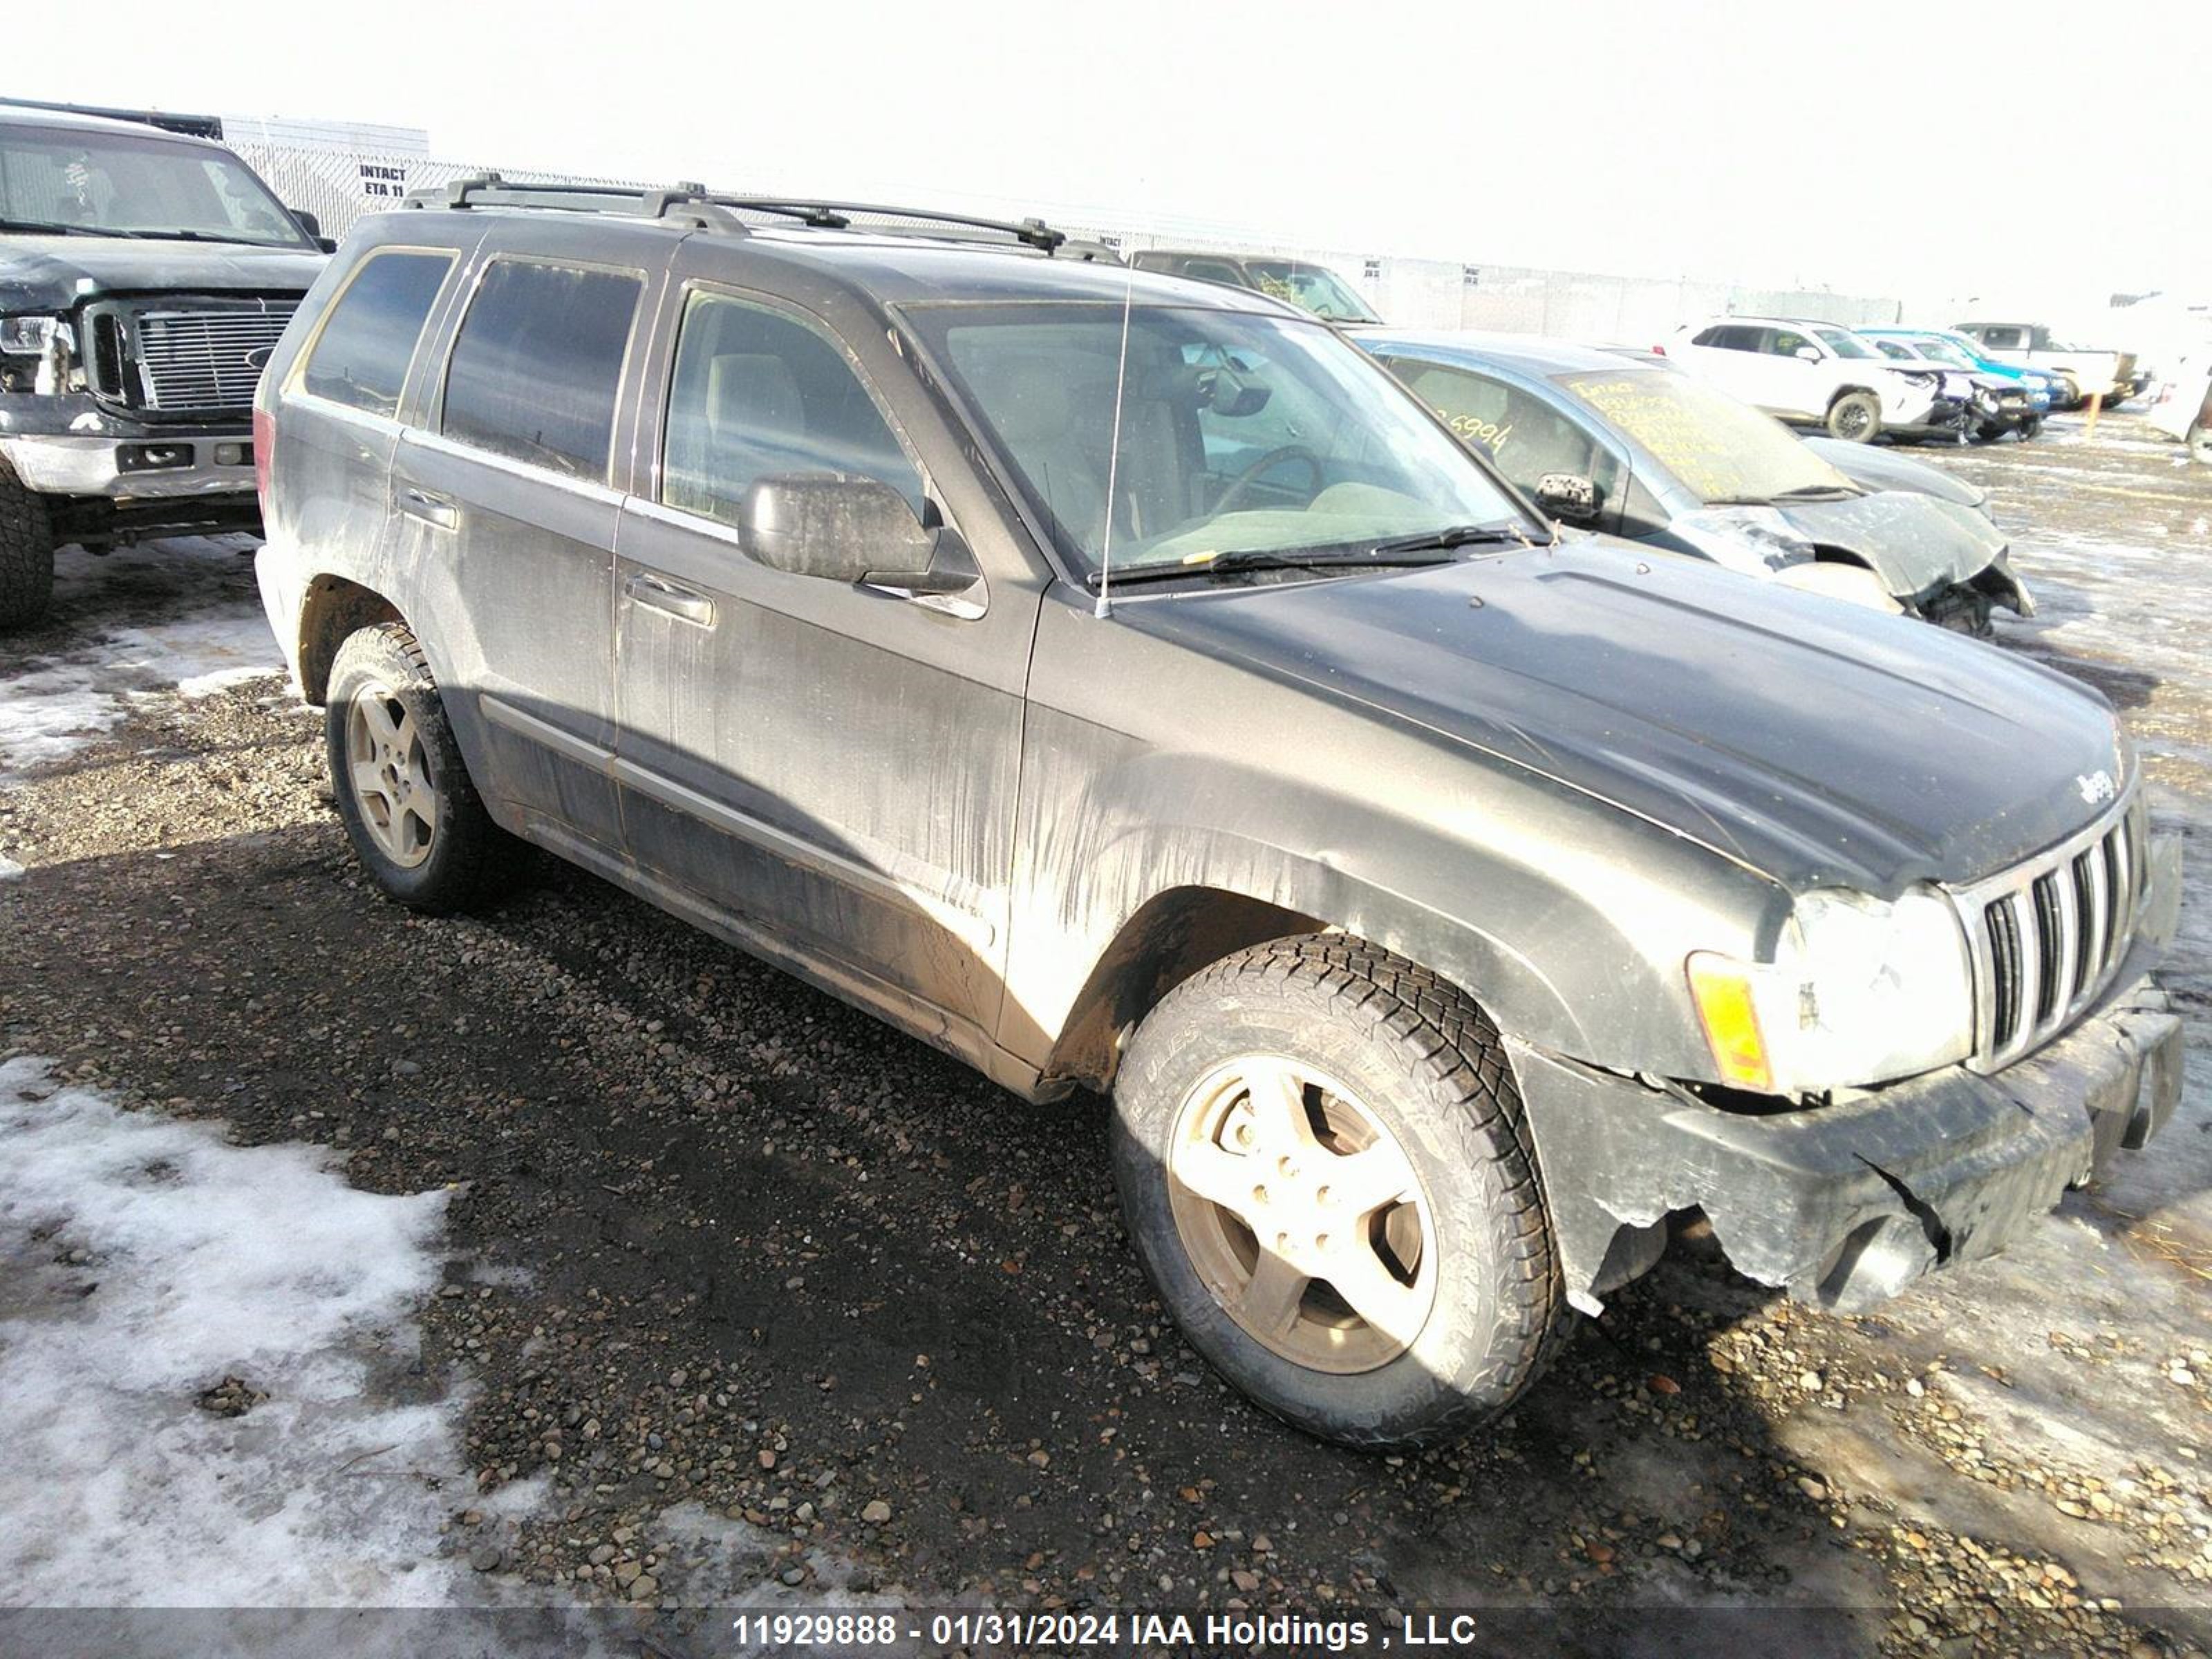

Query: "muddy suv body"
<box><xmin>0</xmin><ymin>103</ymin><xmax>328</xmax><ymax>626</ymax></box>
<box><xmin>254</xmin><ymin>183</ymin><xmax>2184</xmax><ymax>1448</ymax></box>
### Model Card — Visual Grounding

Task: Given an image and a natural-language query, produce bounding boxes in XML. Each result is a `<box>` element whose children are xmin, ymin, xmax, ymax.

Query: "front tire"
<box><xmin>1112</xmin><ymin>935</ymin><xmax>1564</xmax><ymax>1450</ymax></box>
<box><xmin>326</xmin><ymin>622</ymin><xmax>517</xmax><ymax>913</ymax></box>
<box><xmin>0</xmin><ymin>458</ymin><xmax>56</xmax><ymax>631</ymax></box>
<box><xmin>2189</xmin><ymin>418</ymin><xmax>2210</xmax><ymax>465</ymax></box>
<box><xmin>1826</xmin><ymin>391</ymin><xmax>1882</xmax><ymax>443</ymax></box>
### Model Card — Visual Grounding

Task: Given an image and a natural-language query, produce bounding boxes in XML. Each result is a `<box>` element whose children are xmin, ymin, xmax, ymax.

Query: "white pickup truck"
<box><xmin>1951</xmin><ymin>322</ymin><xmax>2135</xmax><ymax>409</ymax></box>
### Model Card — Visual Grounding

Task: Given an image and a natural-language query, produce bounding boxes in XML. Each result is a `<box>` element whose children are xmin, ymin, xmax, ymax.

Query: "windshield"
<box><xmin>1814</xmin><ymin>327</ymin><xmax>1878</xmax><ymax>359</ymax></box>
<box><xmin>1557</xmin><ymin>368</ymin><xmax>1856</xmax><ymax>505</ymax></box>
<box><xmin>1900</xmin><ymin>334</ymin><xmax>1980</xmax><ymax>371</ymax></box>
<box><xmin>0</xmin><ymin>122</ymin><xmax>312</xmax><ymax>248</ymax></box>
<box><xmin>1241</xmin><ymin>261</ymin><xmax>1382</xmax><ymax>324</ymax></box>
<box><xmin>910</xmin><ymin>303</ymin><xmax>1527</xmax><ymax>581</ymax></box>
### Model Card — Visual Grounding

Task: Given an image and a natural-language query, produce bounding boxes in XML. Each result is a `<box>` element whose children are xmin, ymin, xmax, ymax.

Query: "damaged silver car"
<box><xmin>253</xmin><ymin>182</ymin><xmax>2182</xmax><ymax>1450</ymax></box>
<box><xmin>1367</xmin><ymin>331</ymin><xmax>2031</xmax><ymax>635</ymax></box>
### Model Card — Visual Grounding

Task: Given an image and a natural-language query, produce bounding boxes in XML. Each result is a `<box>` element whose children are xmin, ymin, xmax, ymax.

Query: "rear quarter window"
<box><xmin>440</xmin><ymin>259</ymin><xmax>644</xmax><ymax>482</ymax></box>
<box><xmin>299</xmin><ymin>250</ymin><xmax>455</xmax><ymax>419</ymax></box>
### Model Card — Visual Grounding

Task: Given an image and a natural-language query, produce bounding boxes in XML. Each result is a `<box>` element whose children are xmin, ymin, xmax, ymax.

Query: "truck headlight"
<box><xmin>1688</xmin><ymin>886</ymin><xmax>1974</xmax><ymax>1095</ymax></box>
<box><xmin>0</xmin><ymin>315</ymin><xmax>67</xmax><ymax>356</ymax></box>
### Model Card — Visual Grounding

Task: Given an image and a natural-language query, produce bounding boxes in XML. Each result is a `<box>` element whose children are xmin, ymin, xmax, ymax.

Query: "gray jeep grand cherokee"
<box><xmin>252</xmin><ymin>181</ymin><xmax>2184</xmax><ymax>1449</ymax></box>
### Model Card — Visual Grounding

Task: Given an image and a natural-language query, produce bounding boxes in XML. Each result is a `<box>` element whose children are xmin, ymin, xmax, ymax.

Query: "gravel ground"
<box><xmin>0</xmin><ymin>412</ymin><xmax>2206</xmax><ymax>1657</ymax></box>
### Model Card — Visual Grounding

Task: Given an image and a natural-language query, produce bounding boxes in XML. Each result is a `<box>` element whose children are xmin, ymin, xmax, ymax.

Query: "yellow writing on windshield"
<box><xmin>1571</xmin><ymin>379</ymin><xmax>1739</xmax><ymax>500</ymax></box>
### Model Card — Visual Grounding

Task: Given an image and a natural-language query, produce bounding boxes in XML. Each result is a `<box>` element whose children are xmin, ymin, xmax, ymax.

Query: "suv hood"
<box><xmin>1</xmin><ymin>235</ymin><xmax>325</xmax><ymax>312</ymax></box>
<box><xmin>1128</xmin><ymin>540</ymin><xmax>2118</xmax><ymax>895</ymax></box>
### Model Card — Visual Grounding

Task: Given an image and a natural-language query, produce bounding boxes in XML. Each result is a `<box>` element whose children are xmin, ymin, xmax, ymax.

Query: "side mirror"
<box><xmin>290</xmin><ymin>207</ymin><xmax>337</xmax><ymax>252</ymax></box>
<box><xmin>1794</xmin><ymin>345</ymin><xmax>1823</xmax><ymax>363</ymax></box>
<box><xmin>740</xmin><ymin>473</ymin><xmax>975</xmax><ymax>594</ymax></box>
<box><xmin>1534</xmin><ymin>472</ymin><xmax>1600</xmax><ymax>525</ymax></box>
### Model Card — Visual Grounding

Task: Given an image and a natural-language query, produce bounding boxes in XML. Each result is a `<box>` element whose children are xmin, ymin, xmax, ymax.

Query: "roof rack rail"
<box><xmin>404</xmin><ymin>176</ymin><xmax>1095</xmax><ymax>256</ymax></box>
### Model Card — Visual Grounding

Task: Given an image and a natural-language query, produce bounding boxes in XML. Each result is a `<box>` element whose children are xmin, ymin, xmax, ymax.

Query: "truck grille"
<box><xmin>1952</xmin><ymin>789</ymin><xmax>2146</xmax><ymax>1072</ymax></box>
<box><xmin>133</xmin><ymin>303</ymin><xmax>297</xmax><ymax>411</ymax></box>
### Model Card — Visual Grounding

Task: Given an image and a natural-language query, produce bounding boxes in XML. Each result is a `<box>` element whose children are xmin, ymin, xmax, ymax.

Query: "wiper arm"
<box><xmin>1082</xmin><ymin>545</ymin><xmax>1457</xmax><ymax>592</ymax></box>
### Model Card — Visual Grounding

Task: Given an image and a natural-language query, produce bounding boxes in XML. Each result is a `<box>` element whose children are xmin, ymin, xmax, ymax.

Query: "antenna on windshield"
<box><xmin>1093</xmin><ymin>214</ymin><xmax>1143</xmax><ymax>619</ymax></box>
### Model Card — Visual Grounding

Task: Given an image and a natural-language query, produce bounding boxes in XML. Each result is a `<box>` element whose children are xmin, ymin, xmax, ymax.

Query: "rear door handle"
<box><xmin>624</xmin><ymin>570</ymin><xmax>716</xmax><ymax>628</ymax></box>
<box><xmin>397</xmin><ymin>486</ymin><xmax>458</xmax><ymax>531</ymax></box>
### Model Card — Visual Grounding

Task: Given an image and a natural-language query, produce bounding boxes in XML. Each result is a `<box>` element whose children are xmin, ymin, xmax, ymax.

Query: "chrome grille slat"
<box><xmin>1950</xmin><ymin>787</ymin><xmax>2144</xmax><ymax>1074</ymax></box>
<box><xmin>131</xmin><ymin>303</ymin><xmax>297</xmax><ymax>411</ymax></box>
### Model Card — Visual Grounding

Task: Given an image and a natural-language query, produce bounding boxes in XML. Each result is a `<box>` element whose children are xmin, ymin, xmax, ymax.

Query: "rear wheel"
<box><xmin>0</xmin><ymin>458</ymin><xmax>56</xmax><ymax>631</ymax></box>
<box><xmin>326</xmin><ymin>622</ymin><xmax>518</xmax><ymax>913</ymax></box>
<box><xmin>1112</xmin><ymin>935</ymin><xmax>1565</xmax><ymax>1449</ymax></box>
<box><xmin>1826</xmin><ymin>391</ymin><xmax>1882</xmax><ymax>443</ymax></box>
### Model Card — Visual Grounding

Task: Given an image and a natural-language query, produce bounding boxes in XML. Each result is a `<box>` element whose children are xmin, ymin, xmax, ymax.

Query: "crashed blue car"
<box><xmin>1859</xmin><ymin>328</ymin><xmax>2061</xmax><ymax>431</ymax></box>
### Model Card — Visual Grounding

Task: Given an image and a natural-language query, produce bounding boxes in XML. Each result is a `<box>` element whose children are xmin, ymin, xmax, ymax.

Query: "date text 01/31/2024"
<box><xmin>727</xmin><ymin>1611</ymin><xmax>1510</xmax><ymax>1651</ymax></box>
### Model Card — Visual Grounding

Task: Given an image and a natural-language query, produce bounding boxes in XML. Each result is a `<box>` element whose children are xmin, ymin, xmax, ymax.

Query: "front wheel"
<box><xmin>1826</xmin><ymin>391</ymin><xmax>1882</xmax><ymax>443</ymax></box>
<box><xmin>2190</xmin><ymin>418</ymin><xmax>2210</xmax><ymax>465</ymax></box>
<box><xmin>326</xmin><ymin>621</ymin><xmax>518</xmax><ymax>913</ymax></box>
<box><xmin>1112</xmin><ymin>935</ymin><xmax>1564</xmax><ymax>1450</ymax></box>
<box><xmin>0</xmin><ymin>458</ymin><xmax>55</xmax><ymax>630</ymax></box>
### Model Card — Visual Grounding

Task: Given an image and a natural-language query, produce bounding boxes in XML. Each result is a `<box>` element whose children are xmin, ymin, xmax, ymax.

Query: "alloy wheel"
<box><xmin>1166</xmin><ymin>1056</ymin><xmax>1436</xmax><ymax>1374</ymax></box>
<box><xmin>344</xmin><ymin>683</ymin><xmax>438</xmax><ymax>868</ymax></box>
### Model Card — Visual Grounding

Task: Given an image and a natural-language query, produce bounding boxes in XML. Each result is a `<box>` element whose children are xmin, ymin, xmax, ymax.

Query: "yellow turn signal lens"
<box><xmin>1687</xmin><ymin>953</ymin><xmax>1773</xmax><ymax>1092</ymax></box>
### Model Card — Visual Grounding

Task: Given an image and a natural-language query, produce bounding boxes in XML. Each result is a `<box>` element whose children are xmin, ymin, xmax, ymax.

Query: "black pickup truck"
<box><xmin>0</xmin><ymin>102</ymin><xmax>328</xmax><ymax>626</ymax></box>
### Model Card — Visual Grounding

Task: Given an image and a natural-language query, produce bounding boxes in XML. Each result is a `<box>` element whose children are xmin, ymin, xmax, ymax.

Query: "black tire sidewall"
<box><xmin>1113</xmin><ymin>953</ymin><xmax>1554</xmax><ymax>1447</ymax></box>
<box><xmin>325</xmin><ymin>626</ymin><xmax>503</xmax><ymax>912</ymax></box>
<box><xmin>0</xmin><ymin>460</ymin><xmax>55</xmax><ymax>631</ymax></box>
<box><xmin>1827</xmin><ymin>392</ymin><xmax>1881</xmax><ymax>442</ymax></box>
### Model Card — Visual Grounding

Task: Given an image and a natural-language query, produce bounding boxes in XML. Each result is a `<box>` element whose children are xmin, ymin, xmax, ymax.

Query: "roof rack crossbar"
<box><xmin>400</xmin><ymin>176</ymin><xmax>1081</xmax><ymax>254</ymax></box>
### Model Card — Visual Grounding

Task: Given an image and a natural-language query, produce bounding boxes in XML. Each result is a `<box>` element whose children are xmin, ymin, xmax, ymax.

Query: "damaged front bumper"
<box><xmin>0</xmin><ymin>392</ymin><xmax>256</xmax><ymax>502</ymax></box>
<box><xmin>1512</xmin><ymin>834</ymin><xmax>2184</xmax><ymax>1316</ymax></box>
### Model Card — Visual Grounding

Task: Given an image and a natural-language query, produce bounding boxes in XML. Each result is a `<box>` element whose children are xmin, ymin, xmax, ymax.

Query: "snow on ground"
<box><xmin>0</xmin><ymin>1056</ymin><xmax>469</xmax><ymax>1608</ymax></box>
<box><xmin>0</xmin><ymin>538</ymin><xmax>282</xmax><ymax>778</ymax></box>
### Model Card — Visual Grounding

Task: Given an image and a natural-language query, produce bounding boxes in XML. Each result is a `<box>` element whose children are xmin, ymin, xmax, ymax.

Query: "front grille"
<box><xmin>132</xmin><ymin>303</ymin><xmax>297</xmax><ymax>411</ymax></box>
<box><xmin>1953</xmin><ymin>789</ymin><xmax>2146</xmax><ymax>1072</ymax></box>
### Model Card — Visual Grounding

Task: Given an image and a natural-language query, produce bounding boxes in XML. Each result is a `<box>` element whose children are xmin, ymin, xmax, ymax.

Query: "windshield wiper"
<box><xmin>1706</xmin><ymin>485</ymin><xmax>1862</xmax><ymax>506</ymax></box>
<box><xmin>0</xmin><ymin>217</ymin><xmax>116</xmax><ymax>238</ymax></box>
<box><xmin>1369</xmin><ymin>522</ymin><xmax>1533</xmax><ymax>555</ymax></box>
<box><xmin>1082</xmin><ymin>545</ymin><xmax>1459</xmax><ymax>592</ymax></box>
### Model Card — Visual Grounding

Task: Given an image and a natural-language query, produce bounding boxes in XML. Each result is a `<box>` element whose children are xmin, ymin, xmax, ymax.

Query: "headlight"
<box><xmin>1899</xmin><ymin>370</ymin><xmax>1938</xmax><ymax>388</ymax></box>
<box><xmin>1974</xmin><ymin>388</ymin><xmax>1999</xmax><ymax>412</ymax></box>
<box><xmin>1687</xmin><ymin>885</ymin><xmax>1974</xmax><ymax>1095</ymax></box>
<box><xmin>1668</xmin><ymin>505</ymin><xmax>1817</xmax><ymax>575</ymax></box>
<box><xmin>0</xmin><ymin>315</ymin><xmax>66</xmax><ymax>356</ymax></box>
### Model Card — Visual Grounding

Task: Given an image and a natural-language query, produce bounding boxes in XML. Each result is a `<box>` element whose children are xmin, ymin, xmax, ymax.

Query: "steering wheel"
<box><xmin>1212</xmin><ymin>445</ymin><xmax>1325</xmax><ymax>516</ymax></box>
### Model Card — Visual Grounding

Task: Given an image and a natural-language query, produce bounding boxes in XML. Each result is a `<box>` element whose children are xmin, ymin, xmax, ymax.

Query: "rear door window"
<box><xmin>441</xmin><ymin>259</ymin><xmax>644</xmax><ymax>481</ymax></box>
<box><xmin>659</xmin><ymin>290</ymin><xmax>924</xmax><ymax>527</ymax></box>
<box><xmin>300</xmin><ymin>250</ymin><xmax>455</xmax><ymax>418</ymax></box>
<box><xmin>1977</xmin><ymin>325</ymin><xmax>2026</xmax><ymax>350</ymax></box>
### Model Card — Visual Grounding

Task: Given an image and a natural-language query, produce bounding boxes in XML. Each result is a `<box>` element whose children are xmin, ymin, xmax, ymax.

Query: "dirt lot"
<box><xmin>1</xmin><ymin>413</ymin><xmax>2207</xmax><ymax>1657</ymax></box>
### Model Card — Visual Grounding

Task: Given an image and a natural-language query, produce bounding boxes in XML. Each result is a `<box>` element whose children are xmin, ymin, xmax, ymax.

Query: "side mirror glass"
<box><xmin>740</xmin><ymin>472</ymin><xmax>973</xmax><ymax>594</ymax></box>
<box><xmin>1794</xmin><ymin>345</ymin><xmax>1823</xmax><ymax>363</ymax></box>
<box><xmin>1534</xmin><ymin>471</ymin><xmax>1600</xmax><ymax>525</ymax></box>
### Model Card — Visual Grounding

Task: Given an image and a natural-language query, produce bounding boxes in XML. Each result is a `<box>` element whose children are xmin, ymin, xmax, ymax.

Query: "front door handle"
<box><xmin>397</xmin><ymin>486</ymin><xmax>458</xmax><ymax>531</ymax></box>
<box><xmin>624</xmin><ymin>570</ymin><xmax>716</xmax><ymax>628</ymax></box>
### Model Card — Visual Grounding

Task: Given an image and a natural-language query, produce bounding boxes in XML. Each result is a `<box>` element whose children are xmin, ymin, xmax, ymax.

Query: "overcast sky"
<box><xmin>43</xmin><ymin>0</ymin><xmax>2210</xmax><ymax>311</ymax></box>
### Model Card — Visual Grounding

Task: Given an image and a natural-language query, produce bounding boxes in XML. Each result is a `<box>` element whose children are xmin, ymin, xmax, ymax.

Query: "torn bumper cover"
<box><xmin>1512</xmin><ymin>836</ymin><xmax>2184</xmax><ymax>1317</ymax></box>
